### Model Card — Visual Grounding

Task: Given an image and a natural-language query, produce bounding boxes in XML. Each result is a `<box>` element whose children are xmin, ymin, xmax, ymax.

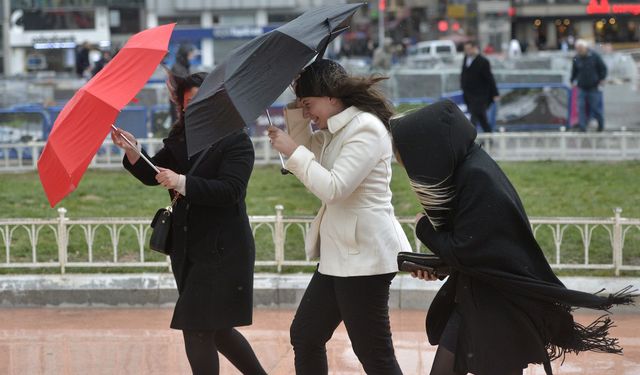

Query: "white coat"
<box><xmin>284</xmin><ymin>105</ymin><xmax>412</xmax><ymax>277</ymax></box>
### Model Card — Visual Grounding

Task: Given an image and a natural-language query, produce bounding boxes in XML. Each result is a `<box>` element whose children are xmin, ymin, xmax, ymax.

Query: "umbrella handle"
<box><xmin>111</xmin><ymin>125</ymin><xmax>160</xmax><ymax>173</ymax></box>
<box><xmin>265</xmin><ymin>110</ymin><xmax>291</xmax><ymax>175</ymax></box>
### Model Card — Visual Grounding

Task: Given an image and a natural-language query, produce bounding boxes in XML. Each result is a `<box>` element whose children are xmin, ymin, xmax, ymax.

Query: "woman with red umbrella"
<box><xmin>111</xmin><ymin>72</ymin><xmax>266</xmax><ymax>375</ymax></box>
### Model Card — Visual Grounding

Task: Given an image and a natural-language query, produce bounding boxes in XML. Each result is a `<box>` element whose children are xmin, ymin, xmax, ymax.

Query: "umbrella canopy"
<box><xmin>38</xmin><ymin>23</ymin><xmax>175</xmax><ymax>207</ymax></box>
<box><xmin>184</xmin><ymin>3</ymin><xmax>363</xmax><ymax>157</ymax></box>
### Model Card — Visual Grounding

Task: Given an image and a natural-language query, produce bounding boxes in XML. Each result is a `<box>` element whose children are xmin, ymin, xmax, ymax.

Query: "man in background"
<box><xmin>460</xmin><ymin>40</ymin><xmax>499</xmax><ymax>133</ymax></box>
<box><xmin>571</xmin><ymin>39</ymin><xmax>607</xmax><ymax>132</ymax></box>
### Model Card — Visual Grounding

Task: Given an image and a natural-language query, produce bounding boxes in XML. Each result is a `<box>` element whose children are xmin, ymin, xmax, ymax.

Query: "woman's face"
<box><xmin>300</xmin><ymin>96</ymin><xmax>343</xmax><ymax>129</ymax></box>
<box><xmin>182</xmin><ymin>87</ymin><xmax>199</xmax><ymax>110</ymax></box>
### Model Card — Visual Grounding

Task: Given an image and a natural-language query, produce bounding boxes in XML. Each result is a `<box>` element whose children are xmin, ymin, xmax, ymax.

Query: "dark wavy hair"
<box><xmin>165</xmin><ymin>70</ymin><xmax>207</xmax><ymax>136</ymax></box>
<box><xmin>295</xmin><ymin>59</ymin><xmax>394</xmax><ymax>129</ymax></box>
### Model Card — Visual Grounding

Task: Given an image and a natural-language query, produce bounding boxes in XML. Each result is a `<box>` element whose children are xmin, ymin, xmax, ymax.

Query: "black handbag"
<box><xmin>149</xmin><ymin>193</ymin><xmax>180</xmax><ymax>255</ymax></box>
<box><xmin>397</xmin><ymin>251</ymin><xmax>451</xmax><ymax>279</ymax></box>
<box><xmin>148</xmin><ymin>146</ymin><xmax>210</xmax><ymax>255</ymax></box>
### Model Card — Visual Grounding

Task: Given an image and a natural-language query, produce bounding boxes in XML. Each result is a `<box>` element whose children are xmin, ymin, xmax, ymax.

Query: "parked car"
<box><xmin>407</xmin><ymin>40</ymin><xmax>458</xmax><ymax>67</ymax></box>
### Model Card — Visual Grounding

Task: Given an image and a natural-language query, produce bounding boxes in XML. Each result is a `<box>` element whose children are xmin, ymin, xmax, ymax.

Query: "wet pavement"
<box><xmin>0</xmin><ymin>308</ymin><xmax>638</xmax><ymax>374</ymax></box>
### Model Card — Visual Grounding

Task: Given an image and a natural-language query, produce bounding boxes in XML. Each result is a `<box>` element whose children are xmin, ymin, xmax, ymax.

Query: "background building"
<box><xmin>6</xmin><ymin>0</ymin><xmax>145</xmax><ymax>75</ymax></box>
<box><xmin>512</xmin><ymin>0</ymin><xmax>640</xmax><ymax>51</ymax></box>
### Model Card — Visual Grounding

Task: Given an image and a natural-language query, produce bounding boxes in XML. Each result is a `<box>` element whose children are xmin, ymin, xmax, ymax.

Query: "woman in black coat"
<box><xmin>111</xmin><ymin>72</ymin><xmax>266</xmax><ymax>375</ymax></box>
<box><xmin>390</xmin><ymin>100</ymin><xmax>635</xmax><ymax>375</ymax></box>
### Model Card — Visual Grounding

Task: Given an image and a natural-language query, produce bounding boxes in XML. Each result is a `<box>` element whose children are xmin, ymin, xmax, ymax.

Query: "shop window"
<box><xmin>109</xmin><ymin>8</ymin><xmax>140</xmax><ymax>34</ymax></box>
<box><xmin>158</xmin><ymin>16</ymin><xmax>204</xmax><ymax>26</ymax></box>
<box><xmin>22</xmin><ymin>9</ymin><xmax>95</xmax><ymax>30</ymax></box>
<box><xmin>268</xmin><ymin>13</ymin><xmax>299</xmax><ymax>24</ymax></box>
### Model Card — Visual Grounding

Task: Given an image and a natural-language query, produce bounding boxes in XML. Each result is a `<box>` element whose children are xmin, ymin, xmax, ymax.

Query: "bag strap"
<box><xmin>169</xmin><ymin>145</ymin><xmax>212</xmax><ymax>207</ymax></box>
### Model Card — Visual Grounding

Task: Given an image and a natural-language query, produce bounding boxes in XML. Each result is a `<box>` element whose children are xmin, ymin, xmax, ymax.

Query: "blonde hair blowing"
<box><xmin>409</xmin><ymin>177</ymin><xmax>455</xmax><ymax>230</ymax></box>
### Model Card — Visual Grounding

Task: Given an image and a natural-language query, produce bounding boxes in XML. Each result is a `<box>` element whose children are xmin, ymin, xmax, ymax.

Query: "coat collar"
<box><xmin>327</xmin><ymin>106</ymin><xmax>362</xmax><ymax>134</ymax></box>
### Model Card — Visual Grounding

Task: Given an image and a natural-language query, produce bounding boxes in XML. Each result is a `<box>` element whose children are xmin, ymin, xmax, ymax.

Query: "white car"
<box><xmin>407</xmin><ymin>40</ymin><xmax>458</xmax><ymax>67</ymax></box>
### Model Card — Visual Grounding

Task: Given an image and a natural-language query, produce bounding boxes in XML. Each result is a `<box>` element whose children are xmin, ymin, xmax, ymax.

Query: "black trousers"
<box><xmin>290</xmin><ymin>270</ymin><xmax>402</xmax><ymax>375</ymax></box>
<box><xmin>468</xmin><ymin>103</ymin><xmax>493</xmax><ymax>133</ymax></box>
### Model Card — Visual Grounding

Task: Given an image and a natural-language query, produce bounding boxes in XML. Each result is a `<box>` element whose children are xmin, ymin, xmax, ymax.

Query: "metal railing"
<box><xmin>1</xmin><ymin>130</ymin><xmax>640</xmax><ymax>173</ymax></box>
<box><xmin>1</xmin><ymin>206</ymin><xmax>638</xmax><ymax>275</ymax></box>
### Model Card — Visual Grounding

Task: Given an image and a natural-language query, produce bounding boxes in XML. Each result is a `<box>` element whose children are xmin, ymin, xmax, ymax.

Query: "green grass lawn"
<box><xmin>1</xmin><ymin>162</ymin><xmax>639</xmax><ymax>275</ymax></box>
<box><xmin>3</xmin><ymin>162</ymin><xmax>639</xmax><ymax>219</ymax></box>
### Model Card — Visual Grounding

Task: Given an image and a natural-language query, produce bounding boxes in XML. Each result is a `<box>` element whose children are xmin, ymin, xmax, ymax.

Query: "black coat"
<box><xmin>390</xmin><ymin>101</ymin><xmax>634</xmax><ymax>375</ymax></box>
<box><xmin>124</xmin><ymin>129</ymin><xmax>256</xmax><ymax>330</ymax></box>
<box><xmin>570</xmin><ymin>50</ymin><xmax>607</xmax><ymax>90</ymax></box>
<box><xmin>460</xmin><ymin>54</ymin><xmax>499</xmax><ymax>111</ymax></box>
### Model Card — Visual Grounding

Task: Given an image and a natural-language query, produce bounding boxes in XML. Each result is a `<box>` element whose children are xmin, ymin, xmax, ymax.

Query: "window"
<box><xmin>109</xmin><ymin>8</ymin><xmax>140</xmax><ymax>34</ymax></box>
<box><xmin>22</xmin><ymin>9</ymin><xmax>95</xmax><ymax>30</ymax></box>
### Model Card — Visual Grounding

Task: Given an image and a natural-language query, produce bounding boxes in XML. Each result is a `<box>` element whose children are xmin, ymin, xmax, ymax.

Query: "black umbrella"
<box><xmin>184</xmin><ymin>3</ymin><xmax>364</xmax><ymax>157</ymax></box>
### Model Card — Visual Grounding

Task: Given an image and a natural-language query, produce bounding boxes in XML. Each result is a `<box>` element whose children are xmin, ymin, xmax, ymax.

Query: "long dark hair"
<box><xmin>295</xmin><ymin>59</ymin><xmax>394</xmax><ymax>129</ymax></box>
<box><xmin>165</xmin><ymin>70</ymin><xmax>207</xmax><ymax>136</ymax></box>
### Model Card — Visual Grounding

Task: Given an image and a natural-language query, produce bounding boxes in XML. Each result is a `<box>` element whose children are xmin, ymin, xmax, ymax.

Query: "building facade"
<box><xmin>512</xmin><ymin>0</ymin><xmax>640</xmax><ymax>51</ymax></box>
<box><xmin>5</xmin><ymin>0</ymin><xmax>146</xmax><ymax>75</ymax></box>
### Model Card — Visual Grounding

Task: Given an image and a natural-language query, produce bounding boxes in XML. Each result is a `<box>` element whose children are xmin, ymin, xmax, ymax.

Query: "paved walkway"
<box><xmin>0</xmin><ymin>308</ymin><xmax>638</xmax><ymax>374</ymax></box>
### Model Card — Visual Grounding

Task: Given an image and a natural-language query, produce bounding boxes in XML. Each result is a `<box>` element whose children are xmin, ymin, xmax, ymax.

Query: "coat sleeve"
<box><xmin>570</xmin><ymin>58</ymin><xmax>578</xmax><ymax>84</ymax></box>
<box><xmin>123</xmin><ymin>146</ymin><xmax>172</xmax><ymax>186</ymax></box>
<box><xmin>284</xmin><ymin>116</ymin><xmax>387</xmax><ymax>205</ymax></box>
<box><xmin>284</xmin><ymin>105</ymin><xmax>324</xmax><ymax>157</ymax></box>
<box><xmin>484</xmin><ymin>58</ymin><xmax>499</xmax><ymax>98</ymax></box>
<box><xmin>415</xmin><ymin>168</ymin><xmax>495</xmax><ymax>267</ymax></box>
<box><xmin>184</xmin><ymin>133</ymin><xmax>254</xmax><ymax>207</ymax></box>
<box><xmin>596</xmin><ymin>53</ymin><xmax>607</xmax><ymax>82</ymax></box>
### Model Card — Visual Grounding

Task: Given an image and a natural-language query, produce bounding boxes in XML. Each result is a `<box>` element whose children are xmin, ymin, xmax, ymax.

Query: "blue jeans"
<box><xmin>578</xmin><ymin>87</ymin><xmax>604</xmax><ymax>131</ymax></box>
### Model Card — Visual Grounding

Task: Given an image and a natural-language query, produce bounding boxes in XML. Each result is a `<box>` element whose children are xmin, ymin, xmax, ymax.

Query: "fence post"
<box><xmin>498</xmin><ymin>127</ymin><xmax>507</xmax><ymax>160</ymax></box>
<box><xmin>559</xmin><ymin>126</ymin><xmax>567</xmax><ymax>160</ymax></box>
<box><xmin>31</xmin><ymin>143</ymin><xmax>38</xmax><ymax>168</ymax></box>
<box><xmin>57</xmin><ymin>207</ymin><xmax>68</xmax><ymax>274</ymax></box>
<box><xmin>262</xmin><ymin>137</ymin><xmax>271</xmax><ymax>165</ymax></box>
<box><xmin>620</xmin><ymin>127</ymin><xmax>627</xmax><ymax>160</ymax></box>
<box><xmin>612</xmin><ymin>207</ymin><xmax>623</xmax><ymax>276</ymax></box>
<box><xmin>274</xmin><ymin>205</ymin><xmax>285</xmax><ymax>272</ymax></box>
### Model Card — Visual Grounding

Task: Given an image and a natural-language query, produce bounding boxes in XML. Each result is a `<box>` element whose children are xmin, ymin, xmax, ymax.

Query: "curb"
<box><xmin>0</xmin><ymin>274</ymin><xmax>637</xmax><ymax>313</ymax></box>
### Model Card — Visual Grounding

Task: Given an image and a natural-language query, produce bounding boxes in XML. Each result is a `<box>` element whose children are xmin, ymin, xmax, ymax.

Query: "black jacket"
<box><xmin>391</xmin><ymin>100</ymin><xmax>633</xmax><ymax>375</ymax></box>
<box><xmin>460</xmin><ymin>54</ymin><xmax>499</xmax><ymax>110</ymax></box>
<box><xmin>124</xmin><ymin>129</ymin><xmax>256</xmax><ymax>330</ymax></box>
<box><xmin>570</xmin><ymin>50</ymin><xmax>607</xmax><ymax>90</ymax></box>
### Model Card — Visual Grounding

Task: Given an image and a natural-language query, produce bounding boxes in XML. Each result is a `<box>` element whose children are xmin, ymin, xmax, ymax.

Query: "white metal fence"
<box><xmin>1</xmin><ymin>131</ymin><xmax>640</xmax><ymax>173</ymax></box>
<box><xmin>1</xmin><ymin>206</ymin><xmax>638</xmax><ymax>275</ymax></box>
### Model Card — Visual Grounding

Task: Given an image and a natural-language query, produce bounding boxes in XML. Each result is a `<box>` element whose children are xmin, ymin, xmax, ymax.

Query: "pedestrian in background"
<box><xmin>571</xmin><ymin>39</ymin><xmax>607</xmax><ymax>132</ymax></box>
<box><xmin>75</xmin><ymin>41</ymin><xmax>91</xmax><ymax>78</ymax></box>
<box><xmin>268</xmin><ymin>59</ymin><xmax>412</xmax><ymax>374</ymax></box>
<box><xmin>460</xmin><ymin>41</ymin><xmax>499</xmax><ymax>133</ymax></box>
<box><xmin>169</xmin><ymin>44</ymin><xmax>196</xmax><ymax>124</ymax></box>
<box><xmin>91</xmin><ymin>50</ymin><xmax>112</xmax><ymax>77</ymax></box>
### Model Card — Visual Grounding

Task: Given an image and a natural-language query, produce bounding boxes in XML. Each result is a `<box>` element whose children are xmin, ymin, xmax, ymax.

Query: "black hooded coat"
<box><xmin>390</xmin><ymin>100</ymin><xmax>634</xmax><ymax>375</ymax></box>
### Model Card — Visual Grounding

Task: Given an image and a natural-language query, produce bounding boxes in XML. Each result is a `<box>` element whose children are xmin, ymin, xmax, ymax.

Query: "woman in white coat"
<box><xmin>268</xmin><ymin>59</ymin><xmax>412</xmax><ymax>374</ymax></box>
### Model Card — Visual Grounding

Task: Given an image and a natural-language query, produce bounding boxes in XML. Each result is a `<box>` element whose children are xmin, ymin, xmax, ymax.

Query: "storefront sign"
<box><xmin>212</xmin><ymin>26</ymin><xmax>276</xmax><ymax>40</ymax></box>
<box><xmin>31</xmin><ymin>36</ymin><xmax>76</xmax><ymax>49</ymax></box>
<box><xmin>587</xmin><ymin>0</ymin><xmax>640</xmax><ymax>15</ymax></box>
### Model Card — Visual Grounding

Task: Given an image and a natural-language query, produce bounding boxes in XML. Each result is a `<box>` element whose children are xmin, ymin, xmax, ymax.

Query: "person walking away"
<box><xmin>372</xmin><ymin>38</ymin><xmax>393</xmax><ymax>71</ymax></box>
<box><xmin>461</xmin><ymin>41</ymin><xmax>499</xmax><ymax>133</ymax></box>
<box><xmin>169</xmin><ymin>44</ymin><xmax>196</xmax><ymax>124</ymax></box>
<box><xmin>91</xmin><ymin>50</ymin><xmax>112</xmax><ymax>77</ymax></box>
<box><xmin>268</xmin><ymin>59</ymin><xmax>412</xmax><ymax>374</ymax></box>
<box><xmin>111</xmin><ymin>72</ymin><xmax>266</xmax><ymax>375</ymax></box>
<box><xmin>390</xmin><ymin>100</ymin><xmax>635</xmax><ymax>375</ymax></box>
<box><xmin>571</xmin><ymin>39</ymin><xmax>607</xmax><ymax>132</ymax></box>
<box><xmin>75</xmin><ymin>42</ymin><xmax>91</xmax><ymax>78</ymax></box>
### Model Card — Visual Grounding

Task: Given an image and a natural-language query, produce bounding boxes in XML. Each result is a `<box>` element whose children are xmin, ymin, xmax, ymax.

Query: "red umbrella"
<box><xmin>38</xmin><ymin>23</ymin><xmax>175</xmax><ymax>207</ymax></box>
